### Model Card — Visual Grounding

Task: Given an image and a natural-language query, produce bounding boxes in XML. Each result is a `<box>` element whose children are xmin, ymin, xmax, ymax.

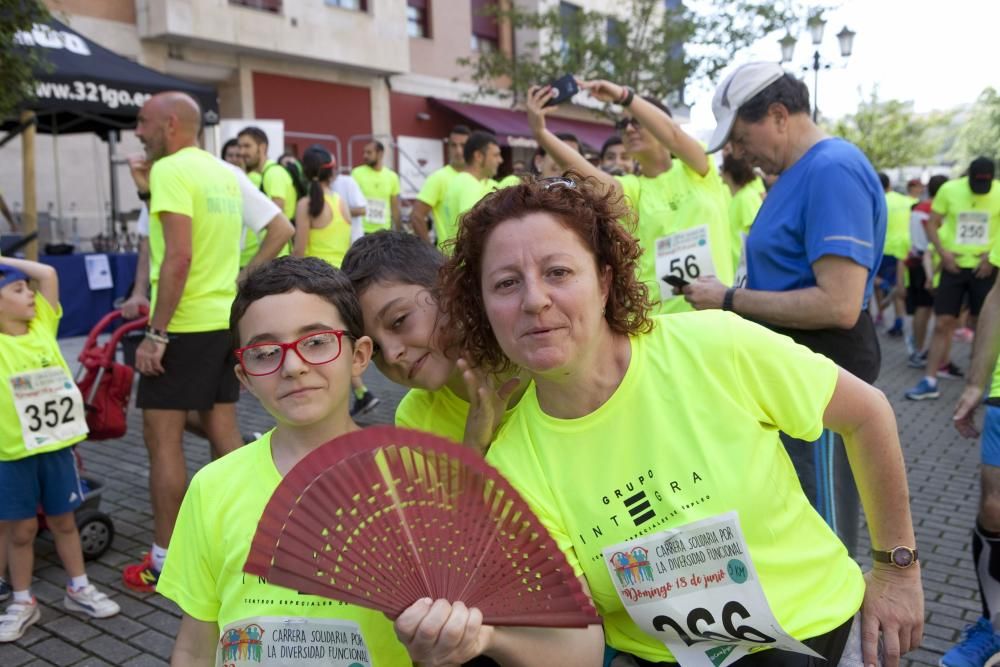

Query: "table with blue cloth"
<box><xmin>40</xmin><ymin>253</ymin><xmax>139</xmax><ymax>338</ymax></box>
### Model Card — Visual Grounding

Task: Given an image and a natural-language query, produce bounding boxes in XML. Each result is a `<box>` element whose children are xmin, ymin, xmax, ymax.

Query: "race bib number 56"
<box><xmin>604</xmin><ymin>512</ymin><xmax>819</xmax><ymax>667</ymax></box>
<box><xmin>655</xmin><ymin>225</ymin><xmax>716</xmax><ymax>299</ymax></box>
<box><xmin>11</xmin><ymin>367</ymin><xmax>87</xmax><ymax>450</ymax></box>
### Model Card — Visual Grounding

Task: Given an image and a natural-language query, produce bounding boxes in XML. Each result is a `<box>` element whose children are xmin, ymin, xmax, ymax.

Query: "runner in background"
<box><xmin>0</xmin><ymin>258</ymin><xmax>120</xmax><ymax>643</ymax></box>
<box><xmin>292</xmin><ymin>145</ymin><xmax>379</xmax><ymax>418</ymax></box>
<box><xmin>906</xmin><ymin>175</ymin><xmax>947</xmax><ymax>367</ymax></box>
<box><xmin>331</xmin><ymin>167</ymin><xmax>367</xmax><ymax>244</ymax></box>
<box><xmin>352</xmin><ymin>140</ymin><xmax>401</xmax><ymax>235</ymax></box>
<box><xmin>439</xmin><ymin>131</ymin><xmax>503</xmax><ymax>251</ymax></box>
<box><xmin>342</xmin><ymin>231</ymin><xmax>522</xmax><ymax>449</ymax></box>
<box><xmin>907</xmin><ymin>158</ymin><xmax>1000</xmax><ymax>401</ymax></box>
<box><xmin>684</xmin><ymin>62</ymin><xmax>886</xmax><ymax>557</ymax></box>
<box><xmin>220</xmin><ymin>138</ymin><xmax>243</xmax><ymax>169</ymax></box>
<box><xmin>122</xmin><ymin>92</ymin><xmax>247</xmax><ymax>592</ymax></box>
<box><xmin>410</xmin><ymin>125</ymin><xmax>470</xmax><ymax>243</ymax></box>
<box><xmin>722</xmin><ymin>146</ymin><xmax>766</xmax><ymax>282</ymax></box>
<box><xmin>237</xmin><ymin>127</ymin><xmax>297</xmax><ymax>268</ymax></box>
<box><xmin>599</xmin><ymin>135</ymin><xmax>633</xmax><ymax>176</ymax></box>
<box><xmin>158</xmin><ymin>257</ymin><xmax>410</xmax><ymax>665</ymax></box>
<box><xmin>533</xmin><ymin>132</ymin><xmax>582</xmax><ymax>178</ymax></box>
<box><xmin>879</xmin><ymin>173</ymin><xmax>919</xmax><ymax>338</ymax></box>
<box><xmin>522</xmin><ymin>80</ymin><xmax>732</xmax><ymax>314</ymax></box>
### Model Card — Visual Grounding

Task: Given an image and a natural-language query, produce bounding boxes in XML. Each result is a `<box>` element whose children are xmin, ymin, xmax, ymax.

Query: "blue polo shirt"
<box><xmin>745</xmin><ymin>138</ymin><xmax>886</xmax><ymax>306</ymax></box>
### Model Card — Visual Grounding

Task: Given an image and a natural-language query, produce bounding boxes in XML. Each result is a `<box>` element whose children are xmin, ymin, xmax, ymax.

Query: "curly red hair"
<box><xmin>438</xmin><ymin>172</ymin><xmax>654</xmax><ymax>372</ymax></box>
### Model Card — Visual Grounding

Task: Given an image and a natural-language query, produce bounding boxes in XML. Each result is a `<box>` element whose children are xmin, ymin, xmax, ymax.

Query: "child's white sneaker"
<box><xmin>0</xmin><ymin>599</ymin><xmax>40</xmax><ymax>642</ymax></box>
<box><xmin>64</xmin><ymin>584</ymin><xmax>120</xmax><ymax>619</ymax></box>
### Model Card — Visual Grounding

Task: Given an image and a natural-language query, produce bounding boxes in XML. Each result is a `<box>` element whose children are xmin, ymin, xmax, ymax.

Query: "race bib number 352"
<box><xmin>11</xmin><ymin>367</ymin><xmax>87</xmax><ymax>450</ymax></box>
<box><xmin>604</xmin><ymin>512</ymin><xmax>819</xmax><ymax>667</ymax></box>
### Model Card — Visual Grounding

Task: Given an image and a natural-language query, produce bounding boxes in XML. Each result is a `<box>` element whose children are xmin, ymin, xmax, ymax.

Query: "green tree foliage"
<box><xmin>830</xmin><ymin>87</ymin><xmax>946</xmax><ymax>170</ymax></box>
<box><xmin>0</xmin><ymin>0</ymin><xmax>52</xmax><ymax>119</ymax></box>
<box><xmin>459</xmin><ymin>0</ymin><xmax>798</xmax><ymax>105</ymax></box>
<box><xmin>950</xmin><ymin>87</ymin><xmax>1000</xmax><ymax>166</ymax></box>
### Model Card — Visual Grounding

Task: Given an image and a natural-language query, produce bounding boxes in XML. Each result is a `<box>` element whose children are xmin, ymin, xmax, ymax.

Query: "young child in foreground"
<box><xmin>156</xmin><ymin>256</ymin><xmax>410</xmax><ymax>665</ymax></box>
<box><xmin>0</xmin><ymin>258</ymin><xmax>120</xmax><ymax>642</ymax></box>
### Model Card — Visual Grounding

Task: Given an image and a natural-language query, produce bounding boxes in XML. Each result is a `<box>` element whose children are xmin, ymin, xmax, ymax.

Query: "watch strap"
<box><xmin>871</xmin><ymin>546</ymin><xmax>918</xmax><ymax>566</ymax></box>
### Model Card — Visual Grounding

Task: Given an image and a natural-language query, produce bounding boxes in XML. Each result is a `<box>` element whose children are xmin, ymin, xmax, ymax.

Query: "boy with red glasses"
<box><xmin>156</xmin><ymin>256</ymin><xmax>410</xmax><ymax>664</ymax></box>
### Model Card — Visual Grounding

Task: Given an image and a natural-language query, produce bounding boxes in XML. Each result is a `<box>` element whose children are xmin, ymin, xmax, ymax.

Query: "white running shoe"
<box><xmin>0</xmin><ymin>599</ymin><xmax>40</xmax><ymax>642</ymax></box>
<box><xmin>64</xmin><ymin>584</ymin><xmax>120</xmax><ymax>619</ymax></box>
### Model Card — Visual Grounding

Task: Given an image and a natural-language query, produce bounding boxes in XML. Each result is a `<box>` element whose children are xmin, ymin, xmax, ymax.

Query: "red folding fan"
<box><xmin>245</xmin><ymin>426</ymin><xmax>599</xmax><ymax>628</ymax></box>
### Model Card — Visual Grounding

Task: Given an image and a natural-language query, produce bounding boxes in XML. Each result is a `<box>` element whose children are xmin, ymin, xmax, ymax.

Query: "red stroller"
<box><xmin>37</xmin><ymin>308</ymin><xmax>147</xmax><ymax>560</ymax></box>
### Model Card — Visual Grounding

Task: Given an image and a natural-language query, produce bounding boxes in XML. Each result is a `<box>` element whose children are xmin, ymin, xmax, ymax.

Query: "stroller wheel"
<box><xmin>76</xmin><ymin>509</ymin><xmax>115</xmax><ymax>561</ymax></box>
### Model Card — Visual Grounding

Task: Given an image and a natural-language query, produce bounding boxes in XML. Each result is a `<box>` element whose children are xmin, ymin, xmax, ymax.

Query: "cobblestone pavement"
<box><xmin>0</xmin><ymin>328</ymin><xmax>981</xmax><ymax>665</ymax></box>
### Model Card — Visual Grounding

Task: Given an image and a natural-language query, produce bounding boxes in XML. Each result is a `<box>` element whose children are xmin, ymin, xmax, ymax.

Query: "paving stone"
<box><xmin>40</xmin><ymin>615</ymin><xmax>102</xmax><ymax>643</ymax></box>
<box><xmin>80</xmin><ymin>634</ymin><xmax>140</xmax><ymax>663</ymax></box>
<box><xmin>121</xmin><ymin>656</ymin><xmax>169</xmax><ymax>667</ymax></box>
<box><xmin>127</xmin><ymin>629</ymin><xmax>174</xmax><ymax>661</ymax></box>
<box><xmin>0</xmin><ymin>643</ymin><xmax>36</xmax><ymax>667</ymax></box>
<box><xmin>26</xmin><ymin>637</ymin><xmax>86</xmax><ymax>665</ymax></box>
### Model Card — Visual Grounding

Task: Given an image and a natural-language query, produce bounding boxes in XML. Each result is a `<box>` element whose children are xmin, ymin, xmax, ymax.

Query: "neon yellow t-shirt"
<box><xmin>0</xmin><ymin>294</ymin><xmax>86</xmax><ymax>461</ymax></box>
<box><xmin>416</xmin><ymin>164</ymin><xmax>459</xmax><ymax>235</ymax></box>
<box><xmin>305</xmin><ymin>193</ymin><xmax>352</xmax><ymax>269</ymax></box>
<box><xmin>149</xmin><ymin>147</ymin><xmax>243</xmax><ymax>332</ymax></box>
<box><xmin>932</xmin><ymin>177</ymin><xmax>1000</xmax><ymax>268</ymax></box>
<box><xmin>440</xmin><ymin>171</ymin><xmax>496</xmax><ymax>251</ymax></box>
<box><xmin>617</xmin><ymin>160</ymin><xmax>733</xmax><ymax>314</ymax></box>
<box><xmin>352</xmin><ymin>165</ymin><xmax>401</xmax><ymax>234</ymax></box>
<box><xmin>728</xmin><ymin>178</ymin><xmax>765</xmax><ymax>268</ymax></box>
<box><xmin>242</xmin><ymin>161</ymin><xmax>295</xmax><ymax>267</ymax></box>
<box><xmin>496</xmin><ymin>174</ymin><xmax>523</xmax><ymax>189</ymax></box>
<box><xmin>884</xmin><ymin>191</ymin><xmax>918</xmax><ymax>259</ymax></box>
<box><xmin>157</xmin><ymin>433</ymin><xmax>412</xmax><ymax>665</ymax></box>
<box><xmin>486</xmin><ymin>311</ymin><xmax>863</xmax><ymax>663</ymax></box>
<box><xmin>395</xmin><ymin>386</ymin><xmax>469</xmax><ymax>444</ymax></box>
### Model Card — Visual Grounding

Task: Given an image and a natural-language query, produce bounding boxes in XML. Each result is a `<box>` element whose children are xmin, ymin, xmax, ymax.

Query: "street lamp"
<box><xmin>777</xmin><ymin>13</ymin><xmax>855</xmax><ymax>122</ymax></box>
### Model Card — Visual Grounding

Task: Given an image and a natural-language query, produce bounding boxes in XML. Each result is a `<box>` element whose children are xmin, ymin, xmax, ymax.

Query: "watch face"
<box><xmin>891</xmin><ymin>548</ymin><xmax>914</xmax><ymax>567</ymax></box>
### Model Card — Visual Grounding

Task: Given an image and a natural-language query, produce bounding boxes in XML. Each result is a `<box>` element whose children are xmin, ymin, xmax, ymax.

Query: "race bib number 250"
<box><xmin>604</xmin><ymin>512</ymin><xmax>819</xmax><ymax>667</ymax></box>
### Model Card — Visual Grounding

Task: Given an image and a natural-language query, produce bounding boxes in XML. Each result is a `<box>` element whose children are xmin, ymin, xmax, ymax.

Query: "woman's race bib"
<box><xmin>603</xmin><ymin>512</ymin><xmax>819</xmax><ymax>667</ymax></box>
<box><xmin>11</xmin><ymin>367</ymin><xmax>87</xmax><ymax>450</ymax></box>
<box><xmin>217</xmin><ymin>617</ymin><xmax>372</xmax><ymax>667</ymax></box>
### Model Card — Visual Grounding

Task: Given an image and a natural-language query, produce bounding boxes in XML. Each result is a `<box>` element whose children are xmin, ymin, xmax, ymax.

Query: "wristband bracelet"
<box><xmin>620</xmin><ymin>86</ymin><xmax>635</xmax><ymax>107</ymax></box>
<box><xmin>145</xmin><ymin>327</ymin><xmax>169</xmax><ymax>344</ymax></box>
<box><xmin>722</xmin><ymin>288</ymin><xmax>736</xmax><ymax>312</ymax></box>
<box><xmin>137</xmin><ymin>190</ymin><xmax>150</xmax><ymax>202</ymax></box>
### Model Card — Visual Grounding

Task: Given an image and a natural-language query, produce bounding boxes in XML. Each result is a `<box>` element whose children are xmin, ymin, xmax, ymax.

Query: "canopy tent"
<box><xmin>5</xmin><ymin>19</ymin><xmax>220</xmax><ymax>256</ymax></box>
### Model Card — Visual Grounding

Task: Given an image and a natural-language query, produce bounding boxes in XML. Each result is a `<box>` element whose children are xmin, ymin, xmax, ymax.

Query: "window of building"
<box><xmin>606</xmin><ymin>17</ymin><xmax>625</xmax><ymax>49</ymax></box>
<box><xmin>325</xmin><ymin>0</ymin><xmax>367</xmax><ymax>10</ymax></box>
<box><xmin>407</xmin><ymin>0</ymin><xmax>430</xmax><ymax>38</ymax></box>
<box><xmin>229</xmin><ymin>0</ymin><xmax>282</xmax><ymax>13</ymax></box>
<box><xmin>559</xmin><ymin>1</ymin><xmax>581</xmax><ymax>61</ymax></box>
<box><xmin>470</xmin><ymin>0</ymin><xmax>499</xmax><ymax>52</ymax></box>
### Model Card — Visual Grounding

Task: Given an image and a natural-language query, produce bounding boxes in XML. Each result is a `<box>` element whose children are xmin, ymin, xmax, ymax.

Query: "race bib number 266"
<box><xmin>604</xmin><ymin>512</ymin><xmax>819</xmax><ymax>667</ymax></box>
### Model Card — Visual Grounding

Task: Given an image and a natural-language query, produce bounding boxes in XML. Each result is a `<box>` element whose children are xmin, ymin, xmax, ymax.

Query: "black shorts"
<box><xmin>905</xmin><ymin>263</ymin><xmax>934</xmax><ymax>314</ymax></box>
<box><xmin>934</xmin><ymin>267</ymin><xmax>996</xmax><ymax>317</ymax></box>
<box><xmin>137</xmin><ymin>330</ymin><xmax>239</xmax><ymax>411</ymax></box>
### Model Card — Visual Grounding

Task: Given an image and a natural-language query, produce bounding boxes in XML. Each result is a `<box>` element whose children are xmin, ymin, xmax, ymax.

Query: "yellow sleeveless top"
<box><xmin>306</xmin><ymin>193</ymin><xmax>352</xmax><ymax>269</ymax></box>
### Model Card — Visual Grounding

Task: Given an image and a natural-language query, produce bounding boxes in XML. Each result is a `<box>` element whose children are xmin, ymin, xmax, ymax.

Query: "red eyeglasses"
<box><xmin>235</xmin><ymin>330</ymin><xmax>353</xmax><ymax>376</ymax></box>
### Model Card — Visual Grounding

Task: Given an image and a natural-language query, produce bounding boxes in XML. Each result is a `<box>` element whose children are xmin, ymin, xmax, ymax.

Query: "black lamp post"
<box><xmin>779</xmin><ymin>13</ymin><xmax>855</xmax><ymax>122</ymax></box>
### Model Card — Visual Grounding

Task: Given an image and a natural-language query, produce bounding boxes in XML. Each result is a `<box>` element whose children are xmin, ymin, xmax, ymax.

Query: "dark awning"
<box><xmin>10</xmin><ymin>19</ymin><xmax>219</xmax><ymax>135</ymax></box>
<box><xmin>430</xmin><ymin>98</ymin><xmax>615</xmax><ymax>152</ymax></box>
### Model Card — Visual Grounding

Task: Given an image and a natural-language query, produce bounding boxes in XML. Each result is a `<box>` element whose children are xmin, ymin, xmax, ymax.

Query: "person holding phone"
<box><xmin>523</xmin><ymin>79</ymin><xmax>732</xmax><ymax>314</ymax></box>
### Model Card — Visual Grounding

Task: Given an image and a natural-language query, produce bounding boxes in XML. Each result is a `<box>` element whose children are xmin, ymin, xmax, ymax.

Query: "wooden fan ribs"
<box><xmin>245</xmin><ymin>426</ymin><xmax>600</xmax><ymax>627</ymax></box>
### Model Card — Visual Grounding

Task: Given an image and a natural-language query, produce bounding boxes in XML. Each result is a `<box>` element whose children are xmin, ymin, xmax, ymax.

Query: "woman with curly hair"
<box><xmin>391</xmin><ymin>175</ymin><xmax>922</xmax><ymax>667</ymax></box>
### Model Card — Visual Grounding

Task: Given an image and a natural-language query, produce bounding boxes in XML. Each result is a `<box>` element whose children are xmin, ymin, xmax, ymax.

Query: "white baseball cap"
<box><xmin>707</xmin><ymin>62</ymin><xmax>787</xmax><ymax>154</ymax></box>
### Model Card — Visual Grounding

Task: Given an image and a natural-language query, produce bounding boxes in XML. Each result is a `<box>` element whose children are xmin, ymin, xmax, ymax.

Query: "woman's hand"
<box><xmin>525</xmin><ymin>86</ymin><xmax>557</xmax><ymax>136</ymax></box>
<box><xmin>394</xmin><ymin>598</ymin><xmax>493</xmax><ymax>667</ymax></box>
<box><xmin>460</xmin><ymin>358</ymin><xmax>523</xmax><ymax>455</ymax></box>
<box><xmin>860</xmin><ymin>566</ymin><xmax>924</xmax><ymax>667</ymax></box>
<box><xmin>578</xmin><ymin>79</ymin><xmax>626</xmax><ymax>105</ymax></box>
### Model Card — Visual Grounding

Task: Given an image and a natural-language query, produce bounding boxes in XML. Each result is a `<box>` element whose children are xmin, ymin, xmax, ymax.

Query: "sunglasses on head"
<box><xmin>614</xmin><ymin>117</ymin><xmax>641</xmax><ymax>132</ymax></box>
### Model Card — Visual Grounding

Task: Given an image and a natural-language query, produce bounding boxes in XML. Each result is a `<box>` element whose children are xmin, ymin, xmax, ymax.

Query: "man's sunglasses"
<box><xmin>614</xmin><ymin>117</ymin><xmax>641</xmax><ymax>132</ymax></box>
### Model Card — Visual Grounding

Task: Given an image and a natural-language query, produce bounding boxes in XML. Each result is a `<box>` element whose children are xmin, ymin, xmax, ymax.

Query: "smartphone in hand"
<box><xmin>662</xmin><ymin>275</ymin><xmax>689</xmax><ymax>290</ymax></box>
<box><xmin>543</xmin><ymin>74</ymin><xmax>579</xmax><ymax>107</ymax></box>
